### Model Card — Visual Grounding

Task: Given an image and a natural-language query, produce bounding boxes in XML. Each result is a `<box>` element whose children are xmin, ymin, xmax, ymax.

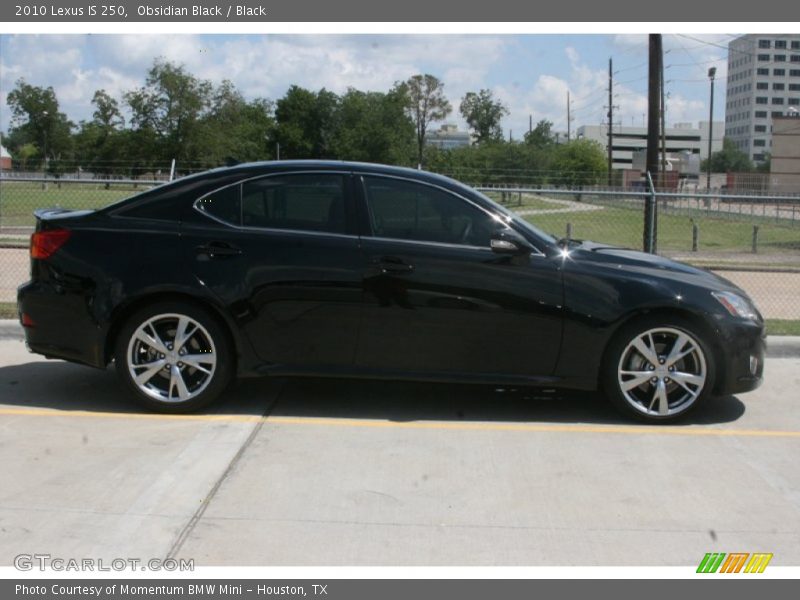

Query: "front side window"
<box><xmin>363</xmin><ymin>176</ymin><xmax>498</xmax><ymax>247</ymax></box>
<box><xmin>241</xmin><ymin>173</ymin><xmax>348</xmax><ymax>234</ymax></box>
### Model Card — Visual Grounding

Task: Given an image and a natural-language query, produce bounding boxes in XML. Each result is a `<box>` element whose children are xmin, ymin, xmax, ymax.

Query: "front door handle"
<box><xmin>196</xmin><ymin>241</ymin><xmax>242</xmax><ymax>259</ymax></box>
<box><xmin>374</xmin><ymin>256</ymin><xmax>414</xmax><ymax>274</ymax></box>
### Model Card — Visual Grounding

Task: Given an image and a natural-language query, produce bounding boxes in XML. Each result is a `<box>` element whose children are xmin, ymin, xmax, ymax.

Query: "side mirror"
<box><xmin>490</xmin><ymin>230</ymin><xmax>533</xmax><ymax>256</ymax></box>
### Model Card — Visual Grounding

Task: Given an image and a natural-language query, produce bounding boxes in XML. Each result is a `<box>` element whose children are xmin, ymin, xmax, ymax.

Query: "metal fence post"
<box><xmin>692</xmin><ymin>222</ymin><xmax>699</xmax><ymax>252</ymax></box>
<box><xmin>644</xmin><ymin>171</ymin><xmax>658</xmax><ymax>254</ymax></box>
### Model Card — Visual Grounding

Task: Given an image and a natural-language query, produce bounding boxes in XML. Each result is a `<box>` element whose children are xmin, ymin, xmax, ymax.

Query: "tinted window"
<box><xmin>363</xmin><ymin>176</ymin><xmax>497</xmax><ymax>247</ymax></box>
<box><xmin>196</xmin><ymin>184</ymin><xmax>241</xmax><ymax>225</ymax></box>
<box><xmin>241</xmin><ymin>173</ymin><xmax>347</xmax><ymax>234</ymax></box>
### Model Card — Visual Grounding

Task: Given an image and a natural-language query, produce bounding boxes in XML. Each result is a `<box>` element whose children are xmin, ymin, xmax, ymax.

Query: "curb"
<box><xmin>1</xmin><ymin>320</ymin><xmax>799</xmax><ymax>358</ymax></box>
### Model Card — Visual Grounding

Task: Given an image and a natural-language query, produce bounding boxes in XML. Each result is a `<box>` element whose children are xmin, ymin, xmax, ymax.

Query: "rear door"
<box><xmin>353</xmin><ymin>174</ymin><xmax>563</xmax><ymax>378</ymax></box>
<box><xmin>182</xmin><ymin>171</ymin><xmax>363</xmax><ymax>369</ymax></box>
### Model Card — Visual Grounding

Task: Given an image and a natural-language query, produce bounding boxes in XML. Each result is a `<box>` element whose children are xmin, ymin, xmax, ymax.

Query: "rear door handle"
<box><xmin>374</xmin><ymin>256</ymin><xmax>414</xmax><ymax>274</ymax></box>
<box><xmin>196</xmin><ymin>241</ymin><xmax>242</xmax><ymax>259</ymax></box>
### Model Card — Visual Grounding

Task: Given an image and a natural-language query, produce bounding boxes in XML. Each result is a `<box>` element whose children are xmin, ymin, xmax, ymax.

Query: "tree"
<box><xmin>198</xmin><ymin>81</ymin><xmax>275</xmax><ymax>163</ymax></box>
<box><xmin>550</xmin><ymin>139</ymin><xmax>607</xmax><ymax>187</ymax></box>
<box><xmin>330</xmin><ymin>88</ymin><xmax>415</xmax><ymax>164</ymax></box>
<box><xmin>459</xmin><ymin>89</ymin><xmax>508</xmax><ymax>144</ymax></box>
<box><xmin>274</xmin><ymin>86</ymin><xmax>339</xmax><ymax>159</ymax></box>
<box><xmin>701</xmin><ymin>138</ymin><xmax>754</xmax><ymax>173</ymax></box>
<box><xmin>124</xmin><ymin>59</ymin><xmax>212</xmax><ymax>163</ymax></box>
<box><xmin>74</xmin><ymin>90</ymin><xmax>127</xmax><ymax>176</ymax></box>
<box><xmin>397</xmin><ymin>74</ymin><xmax>452</xmax><ymax>167</ymax></box>
<box><xmin>524</xmin><ymin>119</ymin><xmax>555</xmax><ymax>149</ymax></box>
<box><xmin>5</xmin><ymin>79</ymin><xmax>74</xmax><ymax>168</ymax></box>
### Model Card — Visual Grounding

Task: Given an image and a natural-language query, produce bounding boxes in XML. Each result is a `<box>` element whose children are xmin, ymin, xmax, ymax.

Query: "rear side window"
<box><xmin>241</xmin><ymin>174</ymin><xmax>347</xmax><ymax>234</ymax></box>
<box><xmin>196</xmin><ymin>185</ymin><xmax>241</xmax><ymax>225</ymax></box>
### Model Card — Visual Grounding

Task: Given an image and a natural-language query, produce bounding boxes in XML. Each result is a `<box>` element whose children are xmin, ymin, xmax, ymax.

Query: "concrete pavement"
<box><xmin>0</xmin><ymin>337</ymin><xmax>799</xmax><ymax>566</ymax></box>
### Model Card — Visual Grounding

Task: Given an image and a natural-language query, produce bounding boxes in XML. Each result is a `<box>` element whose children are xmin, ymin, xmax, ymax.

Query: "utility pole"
<box><xmin>644</xmin><ymin>34</ymin><xmax>662</xmax><ymax>254</ymax></box>
<box><xmin>567</xmin><ymin>91</ymin><xmax>571</xmax><ymax>141</ymax></box>
<box><xmin>607</xmin><ymin>57</ymin><xmax>614</xmax><ymax>186</ymax></box>
<box><xmin>707</xmin><ymin>67</ymin><xmax>716</xmax><ymax>192</ymax></box>
<box><xmin>660</xmin><ymin>59</ymin><xmax>667</xmax><ymax>182</ymax></box>
<box><xmin>529</xmin><ymin>114</ymin><xmax>533</xmax><ymax>135</ymax></box>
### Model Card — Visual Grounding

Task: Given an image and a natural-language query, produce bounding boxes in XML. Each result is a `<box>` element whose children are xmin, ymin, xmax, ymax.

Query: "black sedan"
<box><xmin>17</xmin><ymin>161</ymin><xmax>765</xmax><ymax>422</ymax></box>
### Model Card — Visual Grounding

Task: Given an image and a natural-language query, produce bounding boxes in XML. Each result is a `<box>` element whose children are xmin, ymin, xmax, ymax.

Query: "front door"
<box><xmin>354</xmin><ymin>174</ymin><xmax>563</xmax><ymax>378</ymax></box>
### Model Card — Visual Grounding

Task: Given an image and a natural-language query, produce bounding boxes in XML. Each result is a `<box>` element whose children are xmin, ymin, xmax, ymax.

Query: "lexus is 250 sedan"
<box><xmin>17</xmin><ymin>161</ymin><xmax>765</xmax><ymax>422</ymax></box>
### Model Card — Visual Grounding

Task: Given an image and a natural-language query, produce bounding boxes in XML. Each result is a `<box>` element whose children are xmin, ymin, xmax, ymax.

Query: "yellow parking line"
<box><xmin>1</xmin><ymin>406</ymin><xmax>799</xmax><ymax>438</ymax></box>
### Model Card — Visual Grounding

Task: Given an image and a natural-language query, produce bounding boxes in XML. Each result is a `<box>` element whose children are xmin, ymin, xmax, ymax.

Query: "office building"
<box><xmin>725</xmin><ymin>34</ymin><xmax>800</xmax><ymax>163</ymax></box>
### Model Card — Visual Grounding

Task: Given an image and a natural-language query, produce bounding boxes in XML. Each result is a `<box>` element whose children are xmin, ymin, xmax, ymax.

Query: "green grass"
<box><xmin>765</xmin><ymin>319</ymin><xmax>800</xmax><ymax>336</ymax></box>
<box><xmin>0</xmin><ymin>181</ymin><xmax>151</xmax><ymax>228</ymax></box>
<box><xmin>0</xmin><ymin>302</ymin><xmax>17</xmax><ymax>319</ymax></box>
<box><xmin>484</xmin><ymin>192</ymin><xmax>561</xmax><ymax>212</ymax></box>
<box><xmin>523</xmin><ymin>204</ymin><xmax>800</xmax><ymax>255</ymax></box>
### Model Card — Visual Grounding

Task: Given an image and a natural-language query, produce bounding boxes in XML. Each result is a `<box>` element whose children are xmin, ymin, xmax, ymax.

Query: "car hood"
<box><xmin>568</xmin><ymin>241</ymin><xmax>743</xmax><ymax>293</ymax></box>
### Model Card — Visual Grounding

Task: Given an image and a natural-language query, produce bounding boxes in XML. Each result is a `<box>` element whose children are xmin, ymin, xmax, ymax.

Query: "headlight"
<box><xmin>712</xmin><ymin>291</ymin><xmax>758</xmax><ymax>320</ymax></box>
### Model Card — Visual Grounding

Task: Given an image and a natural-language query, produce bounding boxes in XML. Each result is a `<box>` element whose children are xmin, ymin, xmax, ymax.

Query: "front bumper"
<box><xmin>713</xmin><ymin>317</ymin><xmax>766</xmax><ymax>396</ymax></box>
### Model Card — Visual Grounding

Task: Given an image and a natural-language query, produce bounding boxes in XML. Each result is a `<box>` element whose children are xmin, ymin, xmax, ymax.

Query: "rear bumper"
<box><xmin>17</xmin><ymin>280</ymin><xmax>107</xmax><ymax>369</ymax></box>
<box><xmin>713</xmin><ymin>318</ymin><xmax>766</xmax><ymax>396</ymax></box>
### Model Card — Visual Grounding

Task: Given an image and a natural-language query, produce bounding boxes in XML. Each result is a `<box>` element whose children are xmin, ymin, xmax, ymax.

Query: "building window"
<box><xmin>772</xmin><ymin>97</ymin><xmax>785</xmax><ymax>104</ymax></box>
<box><xmin>757</xmin><ymin>67</ymin><xmax>769</xmax><ymax>75</ymax></box>
<box><xmin>773</xmin><ymin>83</ymin><xmax>786</xmax><ymax>90</ymax></box>
<box><xmin>774</xmin><ymin>69</ymin><xmax>786</xmax><ymax>76</ymax></box>
<box><xmin>775</xmin><ymin>40</ymin><xmax>787</xmax><ymax>49</ymax></box>
<box><xmin>789</xmin><ymin>98</ymin><xmax>800</xmax><ymax>105</ymax></box>
<box><xmin>791</xmin><ymin>70</ymin><xmax>800</xmax><ymax>77</ymax></box>
<box><xmin>792</xmin><ymin>55</ymin><xmax>800</xmax><ymax>63</ymax></box>
<box><xmin>753</xmin><ymin>153</ymin><xmax>764</xmax><ymax>161</ymax></box>
<box><xmin>758</xmin><ymin>54</ymin><xmax>770</xmax><ymax>61</ymax></box>
<box><xmin>755</xmin><ymin>110</ymin><xmax>768</xmax><ymax>118</ymax></box>
<box><xmin>774</xmin><ymin>55</ymin><xmax>787</xmax><ymax>62</ymax></box>
<box><xmin>790</xmin><ymin>84</ymin><xmax>800</xmax><ymax>91</ymax></box>
<box><xmin>756</xmin><ymin>96</ymin><xmax>768</xmax><ymax>104</ymax></box>
<box><xmin>755</xmin><ymin>125</ymin><xmax>767</xmax><ymax>132</ymax></box>
<box><xmin>758</xmin><ymin>39</ymin><xmax>771</xmax><ymax>48</ymax></box>
<box><xmin>754</xmin><ymin>139</ymin><xmax>766</xmax><ymax>147</ymax></box>
<box><xmin>792</xmin><ymin>41</ymin><xmax>800</xmax><ymax>49</ymax></box>
<box><xmin>772</xmin><ymin>111</ymin><xmax>785</xmax><ymax>117</ymax></box>
<box><xmin>757</xmin><ymin>82</ymin><xmax>769</xmax><ymax>90</ymax></box>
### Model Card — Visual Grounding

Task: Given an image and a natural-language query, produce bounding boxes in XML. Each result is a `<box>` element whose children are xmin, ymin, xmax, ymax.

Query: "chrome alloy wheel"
<box><xmin>617</xmin><ymin>327</ymin><xmax>707</xmax><ymax>417</ymax></box>
<box><xmin>126</xmin><ymin>313</ymin><xmax>217</xmax><ymax>403</ymax></box>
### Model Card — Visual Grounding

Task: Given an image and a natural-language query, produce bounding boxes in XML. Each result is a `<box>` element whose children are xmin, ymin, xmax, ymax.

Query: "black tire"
<box><xmin>114</xmin><ymin>301</ymin><xmax>234</xmax><ymax>413</ymax></box>
<box><xmin>601</xmin><ymin>316</ymin><xmax>716</xmax><ymax>423</ymax></box>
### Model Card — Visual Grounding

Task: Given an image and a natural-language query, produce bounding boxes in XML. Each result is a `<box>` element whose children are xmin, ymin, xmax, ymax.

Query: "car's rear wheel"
<box><xmin>114</xmin><ymin>302</ymin><xmax>233</xmax><ymax>413</ymax></box>
<box><xmin>603</xmin><ymin>317</ymin><xmax>715</xmax><ymax>423</ymax></box>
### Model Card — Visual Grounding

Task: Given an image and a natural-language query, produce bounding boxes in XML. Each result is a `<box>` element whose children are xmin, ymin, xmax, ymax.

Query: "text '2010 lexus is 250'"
<box><xmin>17</xmin><ymin>161</ymin><xmax>765</xmax><ymax>422</ymax></box>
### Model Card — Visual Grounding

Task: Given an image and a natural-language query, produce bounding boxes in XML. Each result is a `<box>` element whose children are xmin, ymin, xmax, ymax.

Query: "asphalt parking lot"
<box><xmin>1</xmin><ymin>332</ymin><xmax>799</xmax><ymax>567</ymax></box>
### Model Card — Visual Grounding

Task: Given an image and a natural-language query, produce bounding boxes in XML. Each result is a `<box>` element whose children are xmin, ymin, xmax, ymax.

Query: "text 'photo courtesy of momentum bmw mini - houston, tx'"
<box><xmin>17</xmin><ymin>160</ymin><xmax>765</xmax><ymax>423</ymax></box>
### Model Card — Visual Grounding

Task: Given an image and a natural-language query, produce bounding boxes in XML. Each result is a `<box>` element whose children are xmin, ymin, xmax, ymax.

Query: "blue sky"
<box><xmin>0</xmin><ymin>33</ymin><xmax>734</xmax><ymax>140</ymax></box>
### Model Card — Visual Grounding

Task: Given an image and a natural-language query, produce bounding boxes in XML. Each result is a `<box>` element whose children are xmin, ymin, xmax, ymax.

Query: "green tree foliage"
<box><xmin>701</xmin><ymin>139</ymin><xmax>754</xmax><ymax>173</ymax></box>
<box><xmin>5</xmin><ymin>78</ymin><xmax>74</xmax><ymax>169</ymax></box>
<box><xmin>198</xmin><ymin>81</ymin><xmax>275</xmax><ymax>163</ymax></box>
<box><xmin>550</xmin><ymin>139</ymin><xmax>607</xmax><ymax>187</ymax></box>
<box><xmin>459</xmin><ymin>89</ymin><xmax>508</xmax><ymax>144</ymax></box>
<box><xmin>330</xmin><ymin>88</ymin><xmax>415</xmax><ymax>164</ymax></box>
<box><xmin>124</xmin><ymin>58</ymin><xmax>213</xmax><ymax>163</ymax></box>
<box><xmin>273</xmin><ymin>86</ymin><xmax>339</xmax><ymax>159</ymax></box>
<box><xmin>524</xmin><ymin>119</ymin><xmax>555</xmax><ymax>149</ymax></box>
<box><xmin>397</xmin><ymin>74</ymin><xmax>452</xmax><ymax>167</ymax></box>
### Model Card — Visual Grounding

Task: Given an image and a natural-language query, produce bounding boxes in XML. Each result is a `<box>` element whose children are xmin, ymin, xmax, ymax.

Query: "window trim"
<box><xmin>356</xmin><ymin>172</ymin><xmax>547</xmax><ymax>256</ymax></box>
<box><xmin>192</xmin><ymin>169</ymin><xmax>356</xmax><ymax>238</ymax></box>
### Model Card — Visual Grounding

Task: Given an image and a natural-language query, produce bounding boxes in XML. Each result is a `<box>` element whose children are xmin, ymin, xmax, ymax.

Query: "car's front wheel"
<box><xmin>114</xmin><ymin>302</ymin><xmax>233</xmax><ymax>413</ymax></box>
<box><xmin>603</xmin><ymin>317</ymin><xmax>715</xmax><ymax>423</ymax></box>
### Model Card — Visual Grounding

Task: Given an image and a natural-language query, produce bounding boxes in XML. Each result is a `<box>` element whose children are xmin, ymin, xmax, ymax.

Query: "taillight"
<box><xmin>30</xmin><ymin>228</ymin><xmax>71</xmax><ymax>259</ymax></box>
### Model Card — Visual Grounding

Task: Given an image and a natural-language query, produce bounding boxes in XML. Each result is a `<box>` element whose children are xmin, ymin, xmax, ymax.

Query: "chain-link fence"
<box><xmin>1</xmin><ymin>173</ymin><xmax>799</xmax><ymax>323</ymax></box>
